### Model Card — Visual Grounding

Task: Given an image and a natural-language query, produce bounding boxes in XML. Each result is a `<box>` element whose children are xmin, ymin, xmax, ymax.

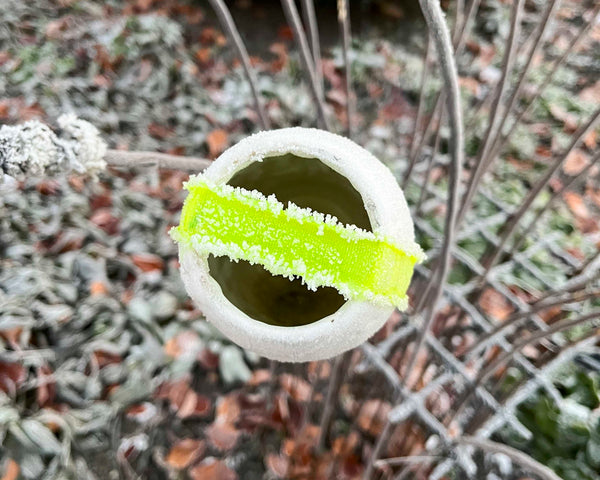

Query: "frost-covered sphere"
<box><xmin>178</xmin><ymin>128</ymin><xmax>420</xmax><ymax>362</ymax></box>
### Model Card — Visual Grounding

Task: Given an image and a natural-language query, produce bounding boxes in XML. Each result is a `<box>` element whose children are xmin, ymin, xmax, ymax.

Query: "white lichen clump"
<box><xmin>0</xmin><ymin>115</ymin><xmax>107</xmax><ymax>180</ymax></box>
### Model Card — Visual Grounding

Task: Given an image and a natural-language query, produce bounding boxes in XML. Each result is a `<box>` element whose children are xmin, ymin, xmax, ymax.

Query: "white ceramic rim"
<box><xmin>178</xmin><ymin>127</ymin><xmax>415</xmax><ymax>362</ymax></box>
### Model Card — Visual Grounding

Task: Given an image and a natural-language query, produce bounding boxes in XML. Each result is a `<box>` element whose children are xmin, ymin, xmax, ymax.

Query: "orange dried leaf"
<box><xmin>189</xmin><ymin>459</ymin><xmax>237</xmax><ymax>480</ymax></box>
<box><xmin>215</xmin><ymin>393</ymin><xmax>241</xmax><ymax>424</ymax></box>
<box><xmin>0</xmin><ymin>361</ymin><xmax>26</xmax><ymax>394</ymax></box>
<box><xmin>206</xmin><ymin>422</ymin><xmax>240</xmax><ymax>451</ymax></box>
<box><xmin>479</xmin><ymin>288</ymin><xmax>514</xmax><ymax>321</ymax></box>
<box><xmin>166</xmin><ymin>439</ymin><xmax>205</xmax><ymax>469</ymax></box>
<box><xmin>564</xmin><ymin>191</ymin><xmax>590</xmax><ymax>220</ymax></box>
<box><xmin>279</xmin><ymin>374</ymin><xmax>312</xmax><ymax>402</ymax></box>
<box><xmin>563</xmin><ymin>149</ymin><xmax>590</xmax><ymax>176</ymax></box>
<box><xmin>206</xmin><ymin>129</ymin><xmax>228</xmax><ymax>158</ymax></box>
<box><xmin>131</xmin><ymin>253</ymin><xmax>164</xmax><ymax>272</ymax></box>
<box><xmin>1</xmin><ymin>459</ymin><xmax>19</xmax><ymax>480</ymax></box>
<box><xmin>357</xmin><ymin>399</ymin><xmax>391</xmax><ymax>436</ymax></box>
<box><xmin>90</xmin><ymin>280</ymin><xmax>109</xmax><ymax>297</ymax></box>
<box><xmin>265</xmin><ymin>453</ymin><xmax>289</xmax><ymax>478</ymax></box>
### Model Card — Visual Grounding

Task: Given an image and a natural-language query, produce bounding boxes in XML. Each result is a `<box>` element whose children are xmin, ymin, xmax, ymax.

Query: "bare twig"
<box><xmin>105</xmin><ymin>149</ymin><xmax>211</xmax><ymax>171</ymax></box>
<box><xmin>280</xmin><ymin>0</ymin><xmax>330</xmax><ymax>130</ymax></box>
<box><xmin>454</xmin><ymin>0</ymin><xmax>482</xmax><ymax>54</ymax></box>
<box><xmin>484</xmin><ymin>0</ymin><xmax>561</xmax><ymax>164</ymax></box>
<box><xmin>415</xmin><ymin>107</ymin><xmax>445</xmax><ymax>214</ymax></box>
<box><xmin>301</xmin><ymin>0</ymin><xmax>324</xmax><ymax>99</ymax></box>
<box><xmin>452</xmin><ymin>309</ymin><xmax>600</xmax><ymax>422</ymax></box>
<box><xmin>508</xmin><ymin>150</ymin><xmax>600</xmax><ymax>255</ymax></box>
<box><xmin>489</xmin><ymin>3</ymin><xmax>600</xmax><ymax>160</ymax></box>
<box><xmin>458</xmin><ymin>437</ymin><xmax>563</xmax><ymax>480</ymax></box>
<box><xmin>398</xmin><ymin>0</ymin><xmax>464</xmax><ymax>389</ymax></box>
<box><xmin>476</xmin><ymin>107</ymin><xmax>600</xmax><ymax>281</ymax></box>
<box><xmin>464</xmin><ymin>286</ymin><xmax>600</xmax><ymax>359</ymax></box>
<box><xmin>337</xmin><ymin>0</ymin><xmax>354</xmax><ymax>139</ymax></box>
<box><xmin>208</xmin><ymin>0</ymin><xmax>270</xmax><ymax>130</ymax></box>
<box><xmin>457</xmin><ymin>0</ymin><xmax>525</xmax><ymax>227</ymax></box>
<box><xmin>366</xmin><ymin>0</ymin><xmax>466</xmax><ymax>469</ymax></box>
<box><xmin>317</xmin><ymin>351</ymin><xmax>351</xmax><ymax>451</ymax></box>
<box><xmin>403</xmin><ymin>36</ymin><xmax>432</xmax><ymax>188</ymax></box>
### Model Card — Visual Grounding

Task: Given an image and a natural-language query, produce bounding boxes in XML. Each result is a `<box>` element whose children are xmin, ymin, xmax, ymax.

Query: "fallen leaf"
<box><xmin>357</xmin><ymin>399</ymin><xmax>391</xmax><ymax>436</ymax></box>
<box><xmin>164</xmin><ymin>331</ymin><xmax>201</xmax><ymax>358</ymax></box>
<box><xmin>206</xmin><ymin>422</ymin><xmax>240</xmax><ymax>451</ymax></box>
<box><xmin>583</xmin><ymin>130</ymin><xmax>597</xmax><ymax>149</ymax></box>
<box><xmin>89</xmin><ymin>208</ymin><xmax>119</xmax><ymax>235</ymax></box>
<box><xmin>549</xmin><ymin>104</ymin><xmax>578</xmax><ymax>132</ymax></box>
<box><xmin>579</xmin><ymin>80</ymin><xmax>600</xmax><ymax>103</ymax></box>
<box><xmin>126</xmin><ymin>402</ymin><xmax>158</xmax><ymax>423</ymax></box>
<box><xmin>248</xmin><ymin>368</ymin><xmax>271</xmax><ymax>386</ymax></box>
<box><xmin>189</xmin><ymin>459</ymin><xmax>237</xmax><ymax>480</ymax></box>
<box><xmin>479</xmin><ymin>288</ymin><xmax>514</xmax><ymax>321</ymax></box>
<box><xmin>92</xmin><ymin>350</ymin><xmax>122</xmax><ymax>368</ymax></box>
<box><xmin>279</xmin><ymin>374</ymin><xmax>312</xmax><ymax>402</ymax></box>
<box><xmin>197</xmin><ymin>348</ymin><xmax>220</xmax><ymax>370</ymax></box>
<box><xmin>148</xmin><ymin>123</ymin><xmax>174</xmax><ymax>139</ymax></box>
<box><xmin>215</xmin><ymin>393</ymin><xmax>241</xmax><ymax>424</ymax></box>
<box><xmin>206</xmin><ymin>129</ymin><xmax>228</xmax><ymax>158</ymax></box>
<box><xmin>1</xmin><ymin>459</ymin><xmax>19</xmax><ymax>480</ymax></box>
<box><xmin>131</xmin><ymin>253</ymin><xmax>164</xmax><ymax>272</ymax></box>
<box><xmin>0</xmin><ymin>361</ymin><xmax>26</xmax><ymax>395</ymax></box>
<box><xmin>195</xmin><ymin>48</ymin><xmax>212</xmax><ymax>64</ymax></box>
<box><xmin>155</xmin><ymin>379</ymin><xmax>212</xmax><ymax>419</ymax></box>
<box><xmin>587</xmin><ymin>185</ymin><xmax>600</xmax><ymax>208</ymax></box>
<box><xmin>45</xmin><ymin>16</ymin><xmax>72</xmax><ymax>39</ymax></box>
<box><xmin>166</xmin><ymin>439</ymin><xmax>205</xmax><ymax>469</ymax></box>
<box><xmin>36</xmin><ymin>365</ymin><xmax>55</xmax><ymax>407</ymax></box>
<box><xmin>564</xmin><ymin>191</ymin><xmax>589</xmax><ymax>219</ymax></box>
<box><xmin>563</xmin><ymin>149</ymin><xmax>590</xmax><ymax>175</ymax></box>
<box><xmin>90</xmin><ymin>280</ymin><xmax>109</xmax><ymax>297</ymax></box>
<box><xmin>265</xmin><ymin>453</ymin><xmax>289</xmax><ymax>478</ymax></box>
<box><xmin>332</xmin><ymin>431</ymin><xmax>360</xmax><ymax>456</ymax></box>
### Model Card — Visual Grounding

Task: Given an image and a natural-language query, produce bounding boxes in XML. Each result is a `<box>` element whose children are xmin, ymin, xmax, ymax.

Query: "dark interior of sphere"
<box><xmin>207</xmin><ymin>153</ymin><xmax>372</xmax><ymax>327</ymax></box>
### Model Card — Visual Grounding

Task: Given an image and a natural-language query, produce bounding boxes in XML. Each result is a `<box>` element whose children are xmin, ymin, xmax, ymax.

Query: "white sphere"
<box><xmin>178</xmin><ymin>127</ymin><xmax>416</xmax><ymax>362</ymax></box>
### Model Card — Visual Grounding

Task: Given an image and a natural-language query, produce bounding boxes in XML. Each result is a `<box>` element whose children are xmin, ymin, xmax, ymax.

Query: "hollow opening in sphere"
<box><xmin>207</xmin><ymin>153</ymin><xmax>372</xmax><ymax>327</ymax></box>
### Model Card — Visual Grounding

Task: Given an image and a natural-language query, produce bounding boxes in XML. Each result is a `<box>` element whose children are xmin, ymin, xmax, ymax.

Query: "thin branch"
<box><xmin>317</xmin><ymin>350</ymin><xmax>351</xmax><ymax>451</ymax></box>
<box><xmin>337</xmin><ymin>0</ymin><xmax>354</xmax><ymax>139</ymax></box>
<box><xmin>403</xmin><ymin>36</ymin><xmax>432</xmax><ymax>188</ymax></box>
<box><xmin>464</xmin><ymin>286</ymin><xmax>600</xmax><ymax>359</ymax></box>
<box><xmin>508</xmin><ymin>150</ymin><xmax>600</xmax><ymax>255</ymax></box>
<box><xmin>399</xmin><ymin>0</ymin><xmax>465</xmax><ymax>390</ymax></box>
<box><xmin>476</xmin><ymin>107</ymin><xmax>600</xmax><ymax>281</ymax></box>
<box><xmin>489</xmin><ymin>3</ymin><xmax>600</xmax><ymax>160</ymax></box>
<box><xmin>280</xmin><ymin>0</ymin><xmax>331</xmax><ymax>130</ymax></box>
<box><xmin>458</xmin><ymin>437</ymin><xmax>563</xmax><ymax>480</ymax></box>
<box><xmin>415</xmin><ymin>107</ymin><xmax>445</xmax><ymax>214</ymax></box>
<box><xmin>208</xmin><ymin>0</ymin><xmax>270</xmax><ymax>130</ymax></box>
<box><xmin>375</xmin><ymin>454</ymin><xmax>441</xmax><ymax>468</ymax></box>
<box><xmin>457</xmin><ymin>0</ymin><xmax>525</xmax><ymax>227</ymax></box>
<box><xmin>482</xmin><ymin>0</ymin><xmax>561</xmax><ymax>174</ymax></box>
<box><xmin>454</xmin><ymin>0</ymin><xmax>482</xmax><ymax>54</ymax></box>
<box><xmin>105</xmin><ymin>150</ymin><xmax>211</xmax><ymax>171</ymax></box>
<box><xmin>301</xmin><ymin>0</ymin><xmax>324</xmax><ymax>99</ymax></box>
<box><xmin>452</xmin><ymin>309</ymin><xmax>600</xmax><ymax>421</ymax></box>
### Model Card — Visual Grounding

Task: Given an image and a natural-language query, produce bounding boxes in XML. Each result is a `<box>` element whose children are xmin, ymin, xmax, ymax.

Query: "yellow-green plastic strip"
<box><xmin>171</xmin><ymin>176</ymin><xmax>423</xmax><ymax>308</ymax></box>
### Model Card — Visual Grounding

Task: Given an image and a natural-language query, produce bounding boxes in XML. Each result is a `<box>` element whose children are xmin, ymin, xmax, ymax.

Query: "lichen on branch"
<box><xmin>0</xmin><ymin>114</ymin><xmax>107</xmax><ymax>180</ymax></box>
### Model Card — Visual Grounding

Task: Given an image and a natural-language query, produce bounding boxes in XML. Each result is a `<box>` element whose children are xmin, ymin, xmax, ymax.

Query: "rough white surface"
<box><xmin>0</xmin><ymin>116</ymin><xmax>106</xmax><ymax>179</ymax></box>
<box><xmin>179</xmin><ymin>127</ymin><xmax>417</xmax><ymax>362</ymax></box>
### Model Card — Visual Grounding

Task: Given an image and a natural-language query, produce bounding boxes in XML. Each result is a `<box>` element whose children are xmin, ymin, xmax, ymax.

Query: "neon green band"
<box><xmin>171</xmin><ymin>177</ymin><xmax>422</xmax><ymax>308</ymax></box>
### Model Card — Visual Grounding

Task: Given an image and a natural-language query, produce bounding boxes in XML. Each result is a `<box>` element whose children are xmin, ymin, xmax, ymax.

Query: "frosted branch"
<box><xmin>0</xmin><ymin>117</ymin><xmax>211</xmax><ymax>180</ymax></box>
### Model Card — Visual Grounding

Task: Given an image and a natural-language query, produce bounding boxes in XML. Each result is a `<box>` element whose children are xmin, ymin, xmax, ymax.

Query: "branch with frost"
<box><xmin>0</xmin><ymin>117</ymin><xmax>210</xmax><ymax>181</ymax></box>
